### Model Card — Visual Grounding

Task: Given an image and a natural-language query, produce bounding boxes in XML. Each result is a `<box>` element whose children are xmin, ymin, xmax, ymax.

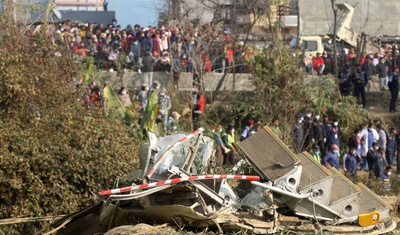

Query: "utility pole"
<box><xmin>276</xmin><ymin>4</ymin><xmax>285</xmax><ymax>40</ymax></box>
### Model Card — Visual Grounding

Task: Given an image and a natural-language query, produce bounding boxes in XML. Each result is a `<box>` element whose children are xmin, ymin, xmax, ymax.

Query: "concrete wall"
<box><xmin>94</xmin><ymin>71</ymin><xmax>255</xmax><ymax>91</ymax></box>
<box><xmin>299</xmin><ymin>0</ymin><xmax>400</xmax><ymax>37</ymax></box>
<box><xmin>57</xmin><ymin>11</ymin><xmax>116</xmax><ymax>25</ymax></box>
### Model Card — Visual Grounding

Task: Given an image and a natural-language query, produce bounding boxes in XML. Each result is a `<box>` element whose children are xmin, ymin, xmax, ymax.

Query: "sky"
<box><xmin>107</xmin><ymin>0</ymin><xmax>164</xmax><ymax>28</ymax></box>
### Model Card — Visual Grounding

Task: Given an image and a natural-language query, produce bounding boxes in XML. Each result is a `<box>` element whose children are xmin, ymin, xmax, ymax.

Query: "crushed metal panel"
<box><xmin>328</xmin><ymin>192</ymin><xmax>361</xmax><ymax>218</ymax></box>
<box><xmin>274</xmin><ymin>166</ymin><xmax>303</xmax><ymax>193</ymax></box>
<box><xmin>240</xmin><ymin>186</ymin><xmax>274</xmax><ymax>216</ymax></box>
<box><xmin>357</xmin><ymin>182</ymin><xmax>391</xmax><ymax>219</ymax></box>
<box><xmin>168</xmin><ymin>166</ymin><xmax>235</xmax><ymax>209</ymax></box>
<box><xmin>298</xmin><ymin>177</ymin><xmax>334</xmax><ymax>205</ymax></box>
<box><xmin>288</xmin><ymin>154</ymin><xmax>362</xmax><ymax>222</ymax></box>
<box><xmin>314</xmin><ymin>221</ymin><xmax>397</xmax><ymax>234</ymax></box>
<box><xmin>142</xmin><ymin>205</ymin><xmax>210</xmax><ymax>226</ymax></box>
<box><xmin>54</xmin><ymin>203</ymin><xmax>108</xmax><ymax>235</ymax></box>
<box><xmin>285</xmin><ymin>199</ymin><xmax>339</xmax><ymax>220</ymax></box>
<box><xmin>149</xmin><ymin>133</ymin><xmax>214</xmax><ymax>181</ymax></box>
<box><xmin>328</xmin><ymin>168</ymin><xmax>360</xmax><ymax>204</ymax></box>
<box><xmin>297</xmin><ymin>152</ymin><xmax>332</xmax><ymax>189</ymax></box>
<box><xmin>237</xmin><ymin>126</ymin><xmax>298</xmax><ymax>182</ymax></box>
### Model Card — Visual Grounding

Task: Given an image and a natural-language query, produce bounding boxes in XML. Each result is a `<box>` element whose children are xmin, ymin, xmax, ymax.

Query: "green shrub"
<box><xmin>0</xmin><ymin>23</ymin><xmax>140</xmax><ymax>234</ymax></box>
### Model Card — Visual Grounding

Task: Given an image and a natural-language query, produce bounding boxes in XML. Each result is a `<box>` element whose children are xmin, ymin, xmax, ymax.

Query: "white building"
<box><xmin>53</xmin><ymin>0</ymin><xmax>105</xmax><ymax>11</ymax></box>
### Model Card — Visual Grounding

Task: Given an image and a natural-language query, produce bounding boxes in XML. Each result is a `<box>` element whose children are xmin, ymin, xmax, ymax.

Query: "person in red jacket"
<box><xmin>191</xmin><ymin>82</ymin><xmax>205</xmax><ymax>130</ymax></box>
<box><xmin>313</xmin><ymin>52</ymin><xmax>325</xmax><ymax>75</ymax></box>
<box><xmin>196</xmin><ymin>93</ymin><xmax>205</xmax><ymax>114</ymax></box>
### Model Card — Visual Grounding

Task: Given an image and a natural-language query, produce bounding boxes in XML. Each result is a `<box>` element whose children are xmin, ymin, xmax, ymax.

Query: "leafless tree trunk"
<box><xmin>4</xmin><ymin>0</ymin><xmax>14</xmax><ymax>25</ymax></box>
<box><xmin>296</xmin><ymin>0</ymin><xmax>300</xmax><ymax>48</ymax></box>
<box><xmin>331</xmin><ymin>0</ymin><xmax>338</xmax><ymax>77</ymax></box>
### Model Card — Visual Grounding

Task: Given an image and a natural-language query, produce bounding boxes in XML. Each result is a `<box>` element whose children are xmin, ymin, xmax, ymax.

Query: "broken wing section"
<box><xmin>237</xmin><ymin>125</ymin><xmax>392</xmax><ymax>226</ymax></box>
<box><xmin>237</xmin><ymin>126</ymin><xmax>299</xmax><ymax>182</ymax></box>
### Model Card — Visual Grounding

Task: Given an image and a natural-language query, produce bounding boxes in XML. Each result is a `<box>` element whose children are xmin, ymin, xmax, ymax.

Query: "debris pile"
<box><xmin>53</xmin><ymin>127</ymin><xmax>397</xmax><ymax>234</ymax></box>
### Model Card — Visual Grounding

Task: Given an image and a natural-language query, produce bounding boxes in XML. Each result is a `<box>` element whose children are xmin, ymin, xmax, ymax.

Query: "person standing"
<box><xmin>395</xmin><ymin>131</ymin><xmax>400</xmax><ymax>175</ymax></box>
<box><xmin>191</xmin><ymin>83</ymin><xmax>205</xmax><ymax>130</ymax></box>
<box><xmin>388</xmin><ymin>66</ymin><xmax>399</xmax><ymax>112</ymax></box>
<box><xmin>372</xmin><ymin>53</ymin><xmax>380</xmax><ymax>66</ymax></box>
<box><xmin>347</xmin><ymin>128</ymin><xmax>362</xmax><ymax>169</ymax></box>
<box><xmin>322</xmin><ymin>114</ymin><xmax>331</xmax><ymax>156</ymax></box>
<box><xmin>158</xmin><ymin>88</ymin><xmax>171</xmax><ymax>133</ymax></box>
<box><xmin>303</xmin><ymin>110</ymin><xmax>313</xmax><ymax>151</ymax></box>
<box><xmin>386</xmin><ymin>127</ymin><xmax>397</xmax><ymax>166</ymax></box>
<box><xmin>141</xmin><ymin>30</ymin><xmax>153</xmax><ymax>54</ymax></box>
<box><xmin>362</xmin><ymin>55</ymin><xmax>375</xmax><ymax>92</ymax></box>
<box><xmin>375</xmin><ymin>147</ymin><xmax>389</xmax><ymax>179</ymax></box>
<box><xmin>270</xmin><ymin>117</ymin><xmax>282</xmax><ymax>139</ymax></box>
<box><xmin>323</xmin><ymin>37</ymin><xmax>334</xmax><ymax>53</ymax></box>
<box><xmin>360</xmin><ymin>123</ymin><xmax>379</xmax><ymax>171</ymax></box>
<box><xmin>310</xmin><ymin>145</ymin><xmax>321</xmax><ymax>163</ymax></box>
<box><xmin>137</xmin><ymin>84</ymin><xmax>148</xmax><ymax>118</ymax></box>
<box><xmin>350</xmin><ymin>65</ymin><xmax>368</xmax><ymax>108</ymax></box>
<box><xmin>312</xmin><ymin>112</ymin><xmax>325</xmax><ymax>156</ymax></box>
<box><xmin>338</xmin><ymin>64</ymin><xmax>352</xmax><ymax>96</ymax></box>
<box><xmin>222</xmin><ymin>125</ymin><xmax>236</xmax><ymax>166</ymax></box>
<box><xmin>141</xmin><ymin>51</ymin><xmax>158</xmax><ymax>85</ymax></box>
<box><xmin>367</xmin><ymin>123</ymin><xmax>379</xmax><ymax>151</ymax></box>
<box><xmin>367</xmin><ymin>142</ymin><xmax>379</xmax><ymax>177</ymax></box>
<box><xmin>191</xmin><ymin>82</ymin><xmax>200</xmax><ymax>109</ymax></box>
<box><xmin>240</xmin><ymin>119</ymin><xmax>254</xmax><ymax>141</ymax></box>
<box><xmin>376</xmin><ymin>57</ymin><xmax>389</xmax><ymax>90</ymax></box>
<box><xmin>130</xmin><ymin>38</ymin><xmax>142</xmax><ymax>70</ymax></box>
<box><xmin>326</xmin><ymin>118</ymin><xmax>340</xmax><ymax>151</ymax></box>
<box><xmin>323</xmin><ymin>52</ymin><xmax>333</xmax><ymax>75</ymax></box>
<box><xmin>107</xmin><ymin>44</ymin><xmax>120</xmax><ymax>70</ymax></box>
<box><xmin>377</xmin><ymin>124</ymin><xmax>387</xmax><ymax>154</ymax></box>
<box><xmin>322</xmin><ymin>144</ymin><xmax>340</xmax><ymax>169</ymax></box>
<box><xmin>212</xmin><ymin>124</ymin><xmax>228</xmax><ymax>167</ymax></box>
<box><xmin>344</xmin><ymin>147</ymin><xmax>359</xmax><ymax>176</ymax></box>
<box><xmin>292</xmin><ymin>113</ymin><xmax>304</xmax><ymax>153</ymax></box>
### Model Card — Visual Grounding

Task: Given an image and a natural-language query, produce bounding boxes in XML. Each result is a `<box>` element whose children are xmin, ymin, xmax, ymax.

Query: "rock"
<box><xmin>104</xmin><ymin>223</ymin><xmax>177</xmax><ymax>235</ymax></box>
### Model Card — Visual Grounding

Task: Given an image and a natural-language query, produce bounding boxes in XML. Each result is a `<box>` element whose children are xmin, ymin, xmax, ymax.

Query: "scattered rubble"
<box><xmin>52</xmin><ymin>127</ymin><xmax>397</xmax><ymax>234</ymax></box>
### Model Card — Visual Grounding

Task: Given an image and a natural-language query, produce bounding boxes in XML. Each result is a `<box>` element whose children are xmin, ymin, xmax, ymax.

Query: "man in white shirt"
<box><xmin>360</xmin><ymin>123</ymin><xmax>379</xmax><ymax>171</ymax></box>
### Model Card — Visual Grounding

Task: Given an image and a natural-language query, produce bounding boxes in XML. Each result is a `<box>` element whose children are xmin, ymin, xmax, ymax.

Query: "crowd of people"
<box><xmin>46</xmin><ymin>18</ymin><xmax>399</xmax><ymax>114</ymax></box>
<box><xmin>42</xmin><ymin>18</ymin><xmax>400</xmax><ymax>190</ymax></box>
<box><xmin>42</xmin><ymin>18</ymin><xmax>254</xmax><ymax>81</ymax></box>
<box><xmin>291</xmin><ymin>110</ymin><xmax>398</xmax><ymax>191</ymax></box>
<box><xmin>210</xmin><ymin>107</ymin><xmax>398</xmax><ymax>192</ymax></box>
<box><xmin>301</xmin><ymin>37</ymin><xmax>399</xmax><ymax>111</ymax></box>
<box><xmin>82</xmin><ymin>77</ymin><xmax>206</xmax><ymax>136</ymax></box>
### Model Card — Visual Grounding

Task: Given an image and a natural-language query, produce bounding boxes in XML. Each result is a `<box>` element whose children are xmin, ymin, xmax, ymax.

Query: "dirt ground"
<box><xmin>367</xmin><ymin>91</ymin><xmax>399</xmax><ymax>120</ymax></box>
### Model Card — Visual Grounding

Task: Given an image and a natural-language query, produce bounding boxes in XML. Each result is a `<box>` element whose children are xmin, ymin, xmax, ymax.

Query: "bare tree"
<box><xmin>160</xmin><ymin>0</ymin><xmax>273</xmax><ymax>89</ymax></box>
<box><xmin>3</xmin><ymin>0</ymin><xmax>14</xmax><ymax>24</ymax></box>
<box><xmin>331</xmin><ymin>0</ymin><xmax>338</xmax><ymax>77</ymax></box>
<box><xmin>296</xmin><ymin>0</ymin><xmax>300</xmax><ymax>48</ymax></box>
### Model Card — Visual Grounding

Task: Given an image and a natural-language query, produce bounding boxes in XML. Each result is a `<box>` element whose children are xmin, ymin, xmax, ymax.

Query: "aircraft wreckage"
<box><xmin>52</xmin><ymin>127</ymin><xmax>397</xmax><ymax>234</ymax></box>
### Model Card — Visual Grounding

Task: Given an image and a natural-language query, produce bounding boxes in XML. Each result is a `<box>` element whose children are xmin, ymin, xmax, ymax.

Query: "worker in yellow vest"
<box><xmin>222</xmin><ymin>125</ymin><xmax>236</xmax><ymax>166</ymax></box>
<box><xmin>310</xmin><ymin>145</ymin><xmax>321</xmax><ymax>163</ymax></box>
